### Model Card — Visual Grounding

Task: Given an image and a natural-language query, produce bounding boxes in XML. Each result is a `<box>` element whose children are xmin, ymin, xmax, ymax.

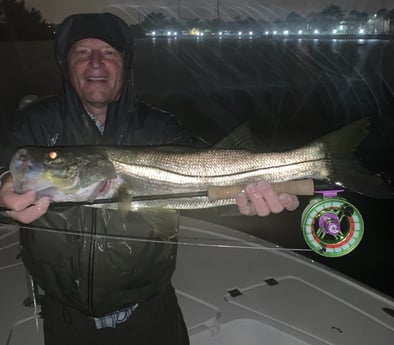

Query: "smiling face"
<box><xmin>67</xmin><ymin>38</ymin><xmax>124</xmax><ymax>117</ymax></box>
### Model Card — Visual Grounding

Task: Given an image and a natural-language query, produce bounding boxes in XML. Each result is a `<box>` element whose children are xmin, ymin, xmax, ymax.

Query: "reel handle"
<box><xmin>207</xmin><ymin>179</ymin><xmax>315</xmax><ymax>201</ymax></box>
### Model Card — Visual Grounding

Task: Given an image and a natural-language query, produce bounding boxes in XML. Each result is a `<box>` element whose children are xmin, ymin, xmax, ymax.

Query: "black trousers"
<box><xmin>41</xmin><ymin>285</ymin><xmax>190</xmax><ymax>345</ymax></box>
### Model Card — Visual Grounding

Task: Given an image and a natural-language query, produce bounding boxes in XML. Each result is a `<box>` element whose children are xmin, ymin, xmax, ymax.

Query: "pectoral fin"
<box><xmin>113</xmin><ymin>185</ymin><xmax>179</xmax><ymax>240</ymax></box>
<box><xmin>138</xmin><ymin>208</ymin><xmax>179</xmax><ymax>240</ymax></box>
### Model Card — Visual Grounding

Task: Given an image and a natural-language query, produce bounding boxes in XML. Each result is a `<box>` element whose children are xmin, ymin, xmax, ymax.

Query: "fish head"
<box><xmin>10</xmin><ymin>147</ymin><xmax>117</xmax><ymax>202</ymax></box>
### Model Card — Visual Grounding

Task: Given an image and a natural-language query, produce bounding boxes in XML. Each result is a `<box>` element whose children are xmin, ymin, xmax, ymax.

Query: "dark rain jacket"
<box><xmin>3</xmin><ymin>14</ymin><xmax>204</xmax><ymax>317</ymax></box>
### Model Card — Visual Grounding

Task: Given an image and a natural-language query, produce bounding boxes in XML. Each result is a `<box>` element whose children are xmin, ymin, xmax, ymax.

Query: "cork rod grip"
<box><xmin>207</xmin><ymin>179</ymin><xmax>315</xmax><ymax>201</ymax></box>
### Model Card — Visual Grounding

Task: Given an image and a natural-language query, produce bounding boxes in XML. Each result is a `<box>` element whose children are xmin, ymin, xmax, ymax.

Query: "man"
<box><xmin>0</xmin><ymin>13</ymin><xmax>299</xmax><ymax>345</ymax></box>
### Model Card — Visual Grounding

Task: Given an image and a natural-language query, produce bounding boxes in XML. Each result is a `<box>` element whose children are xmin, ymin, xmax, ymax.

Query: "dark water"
<box><xmin>0</xmin><ymin>38</ymin><xmax>393</xmax><ymax>298</ymax></box>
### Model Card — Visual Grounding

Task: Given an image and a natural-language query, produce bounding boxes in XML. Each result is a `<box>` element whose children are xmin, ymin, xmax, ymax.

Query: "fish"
<box><xmin>9</xmin><ymin>119</ymin><xmax>392</xmax><ymax>213</ymax></box>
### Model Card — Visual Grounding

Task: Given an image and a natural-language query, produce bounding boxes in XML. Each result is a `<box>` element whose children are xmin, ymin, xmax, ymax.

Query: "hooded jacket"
<box><xmin>7</xmin><ymin>13</ymin><xmax>202</xmax><ymax>317</ymax></box>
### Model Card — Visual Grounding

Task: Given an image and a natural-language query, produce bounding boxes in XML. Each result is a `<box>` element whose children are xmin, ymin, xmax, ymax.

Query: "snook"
<box><xmin>10</xmin><ymin>119</ymin><xmax>391</xmax><ymax>211</ymax></box>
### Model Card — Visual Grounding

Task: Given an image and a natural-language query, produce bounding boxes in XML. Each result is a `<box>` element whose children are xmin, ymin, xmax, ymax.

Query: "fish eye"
<box><xmin>48</xmin><ymin>151</ymin><xmax>58</xmax><ymax>160</ymax></box>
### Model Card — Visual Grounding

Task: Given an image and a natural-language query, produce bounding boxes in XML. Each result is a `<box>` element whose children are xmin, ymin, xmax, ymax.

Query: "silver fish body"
<box><xmin>102</xmin><ymin>143</ymin><xmax>329</xmax><ymax>209</ymax></box>
<box><xmin>9</xmin><ymin>119</ymin><xmax>391</xmax><ymax>211</ymax></box>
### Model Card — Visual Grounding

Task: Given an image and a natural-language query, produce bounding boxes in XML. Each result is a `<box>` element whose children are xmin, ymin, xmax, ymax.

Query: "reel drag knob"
<box><xmin>319</xmin><ymin>213</ymin><xmax>341</xmax><ymax>236</ymax></box>
<box><xmin>301</xmin><ymin>194</ymin><xmax>364</xmax><ymax>257</ymax></box>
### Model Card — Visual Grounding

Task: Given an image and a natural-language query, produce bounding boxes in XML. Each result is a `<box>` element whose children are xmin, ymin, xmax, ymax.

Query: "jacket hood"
<box><xmin>54</xmin><ymin>13</ymin><xmax>138</xmax><ymax>145</ymax></box>
<box><xmin>55</xmin><ymin>13</ymin><xmax>135</xmax><ymax>72</ymax></box>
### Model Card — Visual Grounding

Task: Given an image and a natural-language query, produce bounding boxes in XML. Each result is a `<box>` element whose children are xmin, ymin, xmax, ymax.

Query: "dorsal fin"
<box><xmin>214</xmin><ymin>122</ymin><xmax>256</xmax><ymax>151</ymax></box>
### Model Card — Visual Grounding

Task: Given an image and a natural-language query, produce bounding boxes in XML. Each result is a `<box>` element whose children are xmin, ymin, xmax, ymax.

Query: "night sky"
<box><xmin>25</xmin><ymin>0</ymin><xmax>394</xmax><ymax>24</ymax></box>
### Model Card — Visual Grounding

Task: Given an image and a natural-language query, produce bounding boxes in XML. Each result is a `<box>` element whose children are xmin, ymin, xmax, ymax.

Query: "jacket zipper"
<box><xmin>87</xmin><ymin>207</ymin><xmax>97</xmax><ymax>315</ymax></box>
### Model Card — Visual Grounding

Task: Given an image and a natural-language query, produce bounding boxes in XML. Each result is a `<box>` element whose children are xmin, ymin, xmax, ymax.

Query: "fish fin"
<box><xmin>138</xmin><ymin>208</ymin><xmax>179</xmax><ymax>240</ymax></box>
<box><xmin>321</xmin><ymin>119</ymin><xmax>393</xmax><ymax>199</ymax></box>
<box><xmin>214</xmin><ymin>122</ymin><xmax>256</xmax><ymax>151</ymax></box>
<box><xmin>115</xmin><ymin>184</ymin><xmax>179</xmax><ymax>239</ymax></box>
<box><xmin>319</xmin><ymin>118</ymin><xmax>369</xmax><ymax>155</ymax></box>
<box><xmin>116</xmin><ymin>184</ymin><xmax>133</xmax><ymax>220</ymax></box>
<box><xmin>329</xmin><ymin>158</ymin><xmax>392</xmax><ymax>198</ymax></box>
<box><xmin>148</xmin><ymin>125</ymin><xmax>256</xmax><ymax>153</ymax></box>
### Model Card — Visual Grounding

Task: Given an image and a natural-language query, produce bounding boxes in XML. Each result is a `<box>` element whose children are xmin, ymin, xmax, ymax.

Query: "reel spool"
<box><xmin>301</xmin><ymin>191</ymin><xmax>364</xmax><ymax>257</ymax></box>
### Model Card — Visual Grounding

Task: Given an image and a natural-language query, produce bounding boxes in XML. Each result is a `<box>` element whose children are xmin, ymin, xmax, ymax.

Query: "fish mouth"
<box><xmin>10</xmin><ymin>148</ymin><xmax>45</xmax><ymax>193</ymax></box>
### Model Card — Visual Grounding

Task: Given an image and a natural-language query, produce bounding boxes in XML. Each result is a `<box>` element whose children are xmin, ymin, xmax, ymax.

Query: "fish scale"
<box><xmin>9</xmin><ymin>119</ymin><xmax>392</xmax><ymax>209</ymax></box>
<box><xmin>105</xmin><ymin>144</ymin><xmax>327</xmax><ymax>180</ymax></box>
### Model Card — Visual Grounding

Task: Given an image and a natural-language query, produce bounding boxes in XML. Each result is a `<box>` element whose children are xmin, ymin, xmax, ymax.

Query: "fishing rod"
<box><xmin>0</xmin><ymin>179</ymin><xmax>365</xmax><ymax>257</ymax></box>
<box><xmin>0</xmin><ymin>179</ymin><xmax>315</xmax><ymax>210</ymax></box>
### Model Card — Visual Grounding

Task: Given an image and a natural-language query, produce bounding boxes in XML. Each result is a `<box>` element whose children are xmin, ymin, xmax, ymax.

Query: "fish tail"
<box><xmin>320</xmin><ymin>118</ymin><xmax>392</xmax><ymax>199</ymax></box>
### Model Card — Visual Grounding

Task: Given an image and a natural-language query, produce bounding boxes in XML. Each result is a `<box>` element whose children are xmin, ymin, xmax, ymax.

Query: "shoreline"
<box><xmin>1</xmin><ymin>34</ymin><xmax>394</xmax><ymax>43</ymax></box>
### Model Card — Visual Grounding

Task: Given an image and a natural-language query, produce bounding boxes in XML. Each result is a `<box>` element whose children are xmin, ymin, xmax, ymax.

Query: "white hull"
<box><xmin>1</xmin><ymin>217</ymin><xmax>393</xmax><ymax>344</ymax></box>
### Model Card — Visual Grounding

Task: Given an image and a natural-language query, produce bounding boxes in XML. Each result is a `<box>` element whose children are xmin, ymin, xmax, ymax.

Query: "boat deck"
<box><xmin>1</xmin><ymin>218</ymin><xmax>394</xmax><ymax>344</ymax></box>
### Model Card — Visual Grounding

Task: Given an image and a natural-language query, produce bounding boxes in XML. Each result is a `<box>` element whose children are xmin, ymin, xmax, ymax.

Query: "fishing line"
<box><xmin>0</xmin><ymin>227</ymin><xmax>19</xmax><ymax>241</ymax></box>
<box><xmin>0</xmin><ymin>221</ymin><xmax>312</xmax><ymax>253</ymax></box>
<box><xmin>0</xmin><ymin>242</ymin><xmax>19</xmax><ymax>253</ymax></box>
<box><xmin>0</xmin><ymin>242</ymin><xmax>21</xmax><ymax>270</ymax></box>
<box><xmin>6</xmin><ymin>315</ymin><xmax>42</xmax><ymax>345</ymax></box>
<box><xmin>0</xmin><ymin>262</ymin><xmax>23</xmax><ymax>270</ymax></box>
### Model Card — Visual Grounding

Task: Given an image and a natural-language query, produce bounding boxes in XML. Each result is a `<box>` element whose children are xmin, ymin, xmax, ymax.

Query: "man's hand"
<box><xmin>236</xmin><ymin>181</ymin><xmax>299</xmax><ymax>216</ymax></box>
<box><xmin>0</xmin><ymin>173</ymin><xmax>50</xmax><ymax>223</ymax></box>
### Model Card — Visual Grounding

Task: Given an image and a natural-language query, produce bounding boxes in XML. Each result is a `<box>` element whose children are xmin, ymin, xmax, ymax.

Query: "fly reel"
<box><xmin>301</xmin><ymin>190</ymin><xmax>364</xmax><ymax>257</ymax></box>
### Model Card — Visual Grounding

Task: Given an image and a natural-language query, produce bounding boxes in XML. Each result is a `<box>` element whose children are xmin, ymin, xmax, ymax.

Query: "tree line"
<box><xmin>1</xmin><ymin>0</ymin><xmax>393</xmax><ymax>40</ymax></box>
<box><xmin>0</xmin><ymin>0</ymin><xmax>54</xmax><ymax>40</ymax></box>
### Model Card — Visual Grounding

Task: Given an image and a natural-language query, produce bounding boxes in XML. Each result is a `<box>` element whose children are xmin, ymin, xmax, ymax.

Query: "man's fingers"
<box><xmin>235</xmin><ymin>181</ymin><xmax>300</xmax><ymax>217</ymax></box>
<box><xmin>279</xmin><ymin>193</ymin><xmax>300</xmax><ymax>211</ymax></box>
<box><xmin>1</xmin><ymin>190</ymin><xmax>37</xmax><ymax>211</ymax></box>
<box><xmin>235</xmin><ymin>190</ymin><xmax>256</xmax><ymax>216</ymax></box>
<box><xmin>255</xmin><ymin>181</ymin><xmax>284</xmax><ymax>214</ymax></box>
<box><xmin>6</xmin><ymin>196</ymin><xmax>50</xmax><ymax>224</ymax></box>
<box><xmin>245</xmin><ymin>183</ymin><xmax>271</xmax><ymax>216</ymax></box>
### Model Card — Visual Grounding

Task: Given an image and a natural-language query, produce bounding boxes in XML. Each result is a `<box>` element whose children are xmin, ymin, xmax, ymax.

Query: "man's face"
<box><xmin>67</xmin><ymin>38</ymin><xmax>124</xmax><ymax>109</ymax></box>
